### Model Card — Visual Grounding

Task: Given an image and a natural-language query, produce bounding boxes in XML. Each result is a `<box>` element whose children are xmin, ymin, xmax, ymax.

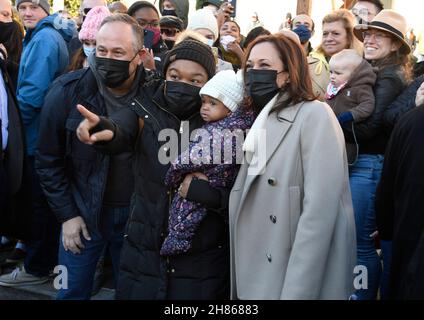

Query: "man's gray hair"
<box><xmin>100</xmin><ymin>13</ymin><xmax>144</xmax><ymax>53</ymax></box>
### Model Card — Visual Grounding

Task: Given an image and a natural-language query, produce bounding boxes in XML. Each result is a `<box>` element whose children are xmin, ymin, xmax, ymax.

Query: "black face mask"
<box><xmin>165</xmin><ymin>81</ymin><xmax>202</xmax><ymax>120</ymax></box>
<box><xmin>0</xmin><ymin>21</ymin><xmax>15</xmax><ymax>43</ymax></box>
<box><xmin>95</xmin><ymin>54</ymin><xmax>138</xmax><ymax>88</ymax></box>
<box><xmin>164</xmin><ymin>39</ymin><xmax>176</xmax><ymax>50</ymax></box>
<box><xmin>246</xmin><ymin>69</ymin><xmax>282</xmax><ymax>110</ymax></box>
<box><xmin>161</xmin><ymin>9</ymin><xmax>177</xmax><ymax>17</ymax></box>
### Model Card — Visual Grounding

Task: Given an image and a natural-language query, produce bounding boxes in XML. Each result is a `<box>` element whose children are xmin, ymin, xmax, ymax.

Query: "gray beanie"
<box><xmin>16</xmin><ymin>0</ymin><xmax>50</xmax><ymax>15</ymax></box>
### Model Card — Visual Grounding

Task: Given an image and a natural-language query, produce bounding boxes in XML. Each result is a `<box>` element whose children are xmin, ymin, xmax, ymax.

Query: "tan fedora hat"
<box><xmin>354</xmin><ymin>9</ymin><xmax>410</xmax><ymax>54</ymax></box>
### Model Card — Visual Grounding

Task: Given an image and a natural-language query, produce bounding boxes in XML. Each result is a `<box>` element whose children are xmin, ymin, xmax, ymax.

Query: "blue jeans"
<box><xmin>56</xmin><ymin>206</ymin><xmax>129</xmax><ymax>300</ymax></box>
<box><xmin>349</xmin><ymin>154</ymin><xmax>384</xmax><ymax>300</ymax></box>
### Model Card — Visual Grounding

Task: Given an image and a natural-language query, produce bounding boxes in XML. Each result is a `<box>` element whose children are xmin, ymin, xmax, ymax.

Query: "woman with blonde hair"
<box><xmin>309</xmin><ymin>9</ymin><xmax>362</xmax><ymax>100</ymax></box>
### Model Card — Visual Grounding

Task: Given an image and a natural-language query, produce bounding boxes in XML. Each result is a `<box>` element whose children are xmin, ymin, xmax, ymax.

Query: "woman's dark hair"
<box><xmin>68</xmin><ymin>48</ymin><xmax>87</xmax><ymax>72</ymax></box>
<box><xmin>3</xmin><ymin>20</ymin><xmax>24</xmax><ymax>66</ymax></box>
<box><xmin>127</xmin><ymin>0</ymin><xmax>160</xmax><ymax>17</ymax></box>
<box><xmin>371</xmin><ymin>35</ymin><xmax>413</xmax><ymax>85</ymax></box>
<box><xmin>220</xmin><ymin>19</ymin><xmax>241</xmax><ymax>35</ymax></box>
<box><xmin>242</xmin><ymin>33</ymin><xmax>315</xmax><ymax>114</ymax></box>
<box><xmin>243</xmin><ymin>27</ymin><xmax>271</xmax><ymax>49</ymax></box>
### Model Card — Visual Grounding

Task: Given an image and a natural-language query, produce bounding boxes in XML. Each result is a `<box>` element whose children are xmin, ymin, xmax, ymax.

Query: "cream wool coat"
<box><xmin>229</xmin><ymin>99</ymin><xmax>356</xmax><ymax>300</ymax></box>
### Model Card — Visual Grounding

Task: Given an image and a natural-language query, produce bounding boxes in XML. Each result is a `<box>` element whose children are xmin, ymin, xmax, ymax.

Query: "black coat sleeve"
<box><xmin>375</xmin><ymin>122</ymin><xmax>402</xmax><ymax>240</ymax></box>
<box><xmin>343</xmin><ymin>71</ymin><xmax>405</xmax><ymax>142</ymax></box>
<box><xmin>35</xmin><ymin>81</ymin><xmax>80</xmax><ymax>224</ymax></box>
<box><xmin>92</xmin><ymin>107</ymin><xmax>139</xmax><ymax>155</ymax></box>
<box><xmin>186</xmin><ymin>179</ymin><xmax>231</xmax><ymax>221</ymax></box>
<box><xmin>384</xmin><ymin>75</ymin><xmax>424</xmax><ymax>127</ymax></box>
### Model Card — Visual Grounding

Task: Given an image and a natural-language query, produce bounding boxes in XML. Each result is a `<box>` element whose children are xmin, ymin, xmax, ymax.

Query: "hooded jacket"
<box><xmin>17</xmin><ymin>14</ymin><xmax>75</xmax><ymax>155</ymax></box>
<box><xmin>342</xmin><ymin>64</ymin><xmax>407</xmax><ymax>155</ymax></box>
<box><xmin>159</xmin><ymin>0</ymin><xmax>189</xmax><ymax>28</ymax></box>
<box><xmin>326</xmin><ymin>60</ymin><xmax>377</xmax><ymax>122</ymax></box>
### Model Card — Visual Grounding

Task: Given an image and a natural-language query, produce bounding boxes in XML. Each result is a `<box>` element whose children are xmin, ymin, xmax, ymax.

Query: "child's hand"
<box><xmin>179</xmin><ymin>173</ymin><xmax>194</xmax><ymax>198</ymax></box>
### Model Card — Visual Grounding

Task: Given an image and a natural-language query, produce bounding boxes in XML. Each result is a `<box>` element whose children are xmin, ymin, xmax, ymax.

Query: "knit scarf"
<box><xmin>243</xmin><ymin>93</ymin><xmax>280</xmax><ymax>176</ymax></box>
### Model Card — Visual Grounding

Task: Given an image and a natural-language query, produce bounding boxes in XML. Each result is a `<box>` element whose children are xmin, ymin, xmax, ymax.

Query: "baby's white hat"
<box><xmin>199</xmin><ymin>70</ymin><xmax>244</xmax><ymax>112</ymax></box>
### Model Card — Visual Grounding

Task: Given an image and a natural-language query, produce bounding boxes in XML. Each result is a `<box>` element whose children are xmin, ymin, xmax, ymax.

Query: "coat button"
<box><xmin>171</xmin><ymin>268</ymin><xmax>175</xmax><ymax>273</ymax></box>
<box><xmin>268</xmin><ymin>178</ymin><xmax>277</xmax><ymax>186</ymax></box>
<box><xmin>131</xmin><ymin>102</ymin><xmax>135</xmax><ymax>106</ymax></box>
<box><xmin>145</xmin><ymin>115</ymin><xmax>149</xmax><ymax>119</ymax></box>
<box><xmin>270</xmin><ymin>215</ymin><xmax>277</xmax><ymax>223</ymax></box>
<box><xmin>266</xmin><ymin>254</ymin><xmax>272</xmax><ymax>262</ymax></box>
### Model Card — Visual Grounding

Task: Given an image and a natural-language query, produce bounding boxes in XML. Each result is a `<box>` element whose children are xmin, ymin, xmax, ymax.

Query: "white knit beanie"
<box><xmin>187</xmin><ymin>8</ymin><xmax>219</xmax><ymax>41</ymax></box>
<box><xmin>199</xmin><ymin>70</ymin><xmax>244</xmax><ymax>112</ymax></box>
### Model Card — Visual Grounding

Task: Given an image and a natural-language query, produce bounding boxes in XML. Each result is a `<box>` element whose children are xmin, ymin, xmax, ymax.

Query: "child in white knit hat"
<box><xmin>161</xmin><ymin>70</ymin><xmax>255</xmax><ymax>256</ymax></box>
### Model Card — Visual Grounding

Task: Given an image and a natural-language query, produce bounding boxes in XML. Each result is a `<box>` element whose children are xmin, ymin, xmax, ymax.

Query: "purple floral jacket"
<box><xmin>160</xmin><ymin>108</ymin><xmax>255</xmax><ymax>255</ymax></box>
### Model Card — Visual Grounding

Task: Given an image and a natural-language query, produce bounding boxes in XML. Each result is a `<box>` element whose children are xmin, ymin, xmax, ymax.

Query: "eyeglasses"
<box><xmin>352</xmin><ymin>8</ymin><xmax>376</xmax><ymax>18</ymax></box>
<box><xmin>136</xmin><ymin>19</ymin><xmax>160</xmax><ymax>28</ymax></box>
<box><xmin>161</xmin><ymin>28</ymin><xmax>180</xmax><ymax>37</ymax></box>
<box><xmin>362</xmin><ymin>31</ymin><xmax>391</xmax><ymax>42</ymax></box>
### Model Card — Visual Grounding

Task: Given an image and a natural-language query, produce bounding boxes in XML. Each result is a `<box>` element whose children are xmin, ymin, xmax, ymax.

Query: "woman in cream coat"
<box><xmin>230</xmin><ymin>34</ymin><xmax>356</xmax><ymax>300</ymax></box>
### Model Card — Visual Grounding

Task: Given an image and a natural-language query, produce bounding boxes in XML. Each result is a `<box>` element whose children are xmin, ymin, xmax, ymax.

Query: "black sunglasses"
<box><xmin>161</xmin><ymin>28</ymin><xmax>180</xmax><ymax>37</ymax></box>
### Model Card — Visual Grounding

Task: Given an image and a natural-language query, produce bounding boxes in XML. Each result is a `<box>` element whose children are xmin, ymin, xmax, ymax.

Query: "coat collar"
<box><xmin>236</xmin><ymin>101</ymin><xmax>305</xmax><ymax>208</ymax></box>
<box><xmin>276</xmin><ymin>100</ymin><xmax>305</xmax><ymax>123</ymax></box>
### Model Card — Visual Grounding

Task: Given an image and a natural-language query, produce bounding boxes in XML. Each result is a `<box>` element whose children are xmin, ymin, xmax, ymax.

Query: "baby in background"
<box><xmin>326</xmin><ymin>49</ymin><xmax>377</xmax><ymax>123</ymax></box>
<box><xmin>326</xmin><ymin>49</ymin><xmax>377</xmax><ymax>163</ymax></box>
<box><xmin>161</xmin><ymin>70</ymin><xmax>255</xmax><ymax>256</ymax></box>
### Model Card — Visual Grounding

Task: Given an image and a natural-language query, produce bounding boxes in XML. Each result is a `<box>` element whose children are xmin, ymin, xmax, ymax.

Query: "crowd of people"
<box><xmin>0</xmin><ymin>0</ymin><xmax>423</xmax><ymax>300</ymax></box>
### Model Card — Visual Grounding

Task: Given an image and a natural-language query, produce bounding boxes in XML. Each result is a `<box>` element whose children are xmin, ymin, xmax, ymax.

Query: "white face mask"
<box><xmin>220</xmin><ymin>35</ymin><xmax>236</xmax><ymax>51</ymax></box>
<box><xmin>83</xmin><ymin>45</ymin><xmax>95</xmax><ymax>57</ymax></box>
